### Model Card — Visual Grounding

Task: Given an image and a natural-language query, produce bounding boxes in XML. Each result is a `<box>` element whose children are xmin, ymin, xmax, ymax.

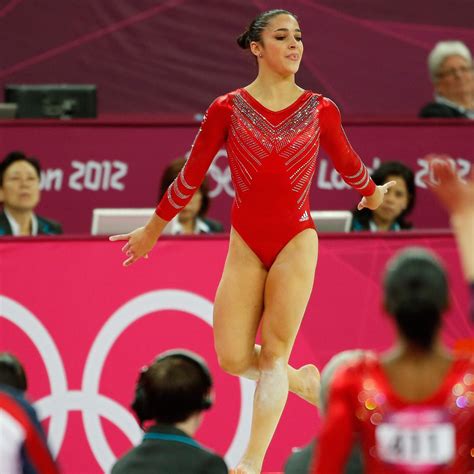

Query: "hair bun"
<box><xmin>236</xmin><ymin>30</ymin><xmax>250</xmax><ymax>49</ymax></box>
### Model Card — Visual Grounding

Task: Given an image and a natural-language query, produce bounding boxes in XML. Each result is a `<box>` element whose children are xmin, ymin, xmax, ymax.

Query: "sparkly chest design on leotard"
<box><xmin>227</xmin><ymin>92</ymin><xmax>320</xmax><ymax>209</ymax></box>
<box><xmin>354</xmin><ymin>364</ymin><xmax>474</xmax><ymax>470</ymax></box>
<box><xmin>355</xmin><ymin>371</ymin><xmax>474</xmax><ymax>424</ymax></box>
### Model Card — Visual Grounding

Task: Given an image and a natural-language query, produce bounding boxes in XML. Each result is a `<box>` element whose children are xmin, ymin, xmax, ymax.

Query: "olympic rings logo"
<box><xmin>0</xmin><ymin>291</ymin><xmax>255</xmax><ymax>472</ymax></box>
<box><xmin>184</xmin><ymin>149</ymin><xmax>234</xmax><ymax>198</ymax></box>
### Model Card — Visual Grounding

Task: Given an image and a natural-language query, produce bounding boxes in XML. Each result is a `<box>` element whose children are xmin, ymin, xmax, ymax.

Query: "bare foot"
<box><xmin>229</xmin><ymin>461</ymin><xmax>261</xmax><ymax>474</ymax></box>
<box><xmin>296</xmin><ymin>364</ymin><xmax>320</xmax><ymax>406</ymax></box>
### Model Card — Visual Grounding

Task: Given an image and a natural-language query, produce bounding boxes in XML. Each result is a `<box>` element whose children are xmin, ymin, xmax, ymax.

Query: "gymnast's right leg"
<box><xmin>213</xmin><ymin>228</ymin><xmax>320</xmax><ymax>406</ymax></box>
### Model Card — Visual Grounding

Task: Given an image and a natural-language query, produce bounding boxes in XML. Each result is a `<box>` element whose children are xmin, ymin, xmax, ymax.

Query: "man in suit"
<box><xmin>419</xmin><ymin>40</ymin><xmax>474</xmax><ymax>119</ymax></box>
<box><xmin>112</xmin><ymin>350</ymin><xmax>227</xmax><ymax>474</ymax></box>
<box><xmin>0</xmin><ymin>151</ymin><xmax>62</xmax><ymax>236</ymax></box>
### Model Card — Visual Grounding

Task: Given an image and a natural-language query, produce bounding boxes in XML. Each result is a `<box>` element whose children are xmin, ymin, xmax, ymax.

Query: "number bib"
<box><xmin>375</xmin><ymin>408</ymin><xmax>455</xmax><ymax>471</ymax></box>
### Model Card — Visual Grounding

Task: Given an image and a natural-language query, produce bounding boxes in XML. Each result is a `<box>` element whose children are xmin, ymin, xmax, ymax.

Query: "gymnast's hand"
<box><xmin>357</xmin><ymin>180</ymin><xmax>396</xmax><ymax>211</ymax></box>
<box><xmin>427</xmin><ymin>159</ymin><xmax>474</xmax><ymax>218</ymax></box>
<box><xmin>109</xmin><ymin>213</ymin><xmax>168</xmax><ymax>266</ymax></box>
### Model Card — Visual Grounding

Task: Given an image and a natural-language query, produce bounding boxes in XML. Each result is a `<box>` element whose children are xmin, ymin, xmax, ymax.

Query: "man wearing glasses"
<box><xmin>419</xmin><ymin>40</ymin><xmax>474</xmax><ymax>119</ymax></box>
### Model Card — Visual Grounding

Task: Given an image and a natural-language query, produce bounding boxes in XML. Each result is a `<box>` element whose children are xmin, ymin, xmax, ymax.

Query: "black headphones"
<box><xmin>131</xmin><ymin>349</ymin><xmax>213</xmax><ymax>426</ymax></box>
<box><xmin>0</xmin><ymin>352</ymin><xmax>27</xmax><ymax>391</ymax></box>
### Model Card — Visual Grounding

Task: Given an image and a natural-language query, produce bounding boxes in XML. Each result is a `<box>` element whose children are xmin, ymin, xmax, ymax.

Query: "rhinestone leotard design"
<box><xmin>156</xmin><ymin>89</ymin><xmax>375</xmax><ymax>269</ymax></box>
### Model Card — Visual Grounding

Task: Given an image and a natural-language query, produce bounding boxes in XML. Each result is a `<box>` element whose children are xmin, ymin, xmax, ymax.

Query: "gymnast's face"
<box><xmin>0</xmin><ymin>160</ymin><xmax>41</xmax><ymax>213</ymax></box>
<box><xmin>251</xmin><ymin>14</ymin><xmax>303</xmax><ymax>76</ymax></box>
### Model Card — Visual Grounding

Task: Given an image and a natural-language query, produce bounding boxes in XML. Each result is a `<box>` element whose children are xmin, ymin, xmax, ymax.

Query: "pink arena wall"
<box><xmin>0</xmin><ymin>233</ymin><xmax>471</xmax><ymax>472</ymax></box>
<box><xmin>1</xmin><ymin>0</ymin><xmax>473</xmax><ymax>117</ymax></box>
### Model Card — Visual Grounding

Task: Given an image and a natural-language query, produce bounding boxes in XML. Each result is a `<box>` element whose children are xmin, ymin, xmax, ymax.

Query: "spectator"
<box><xmin>0</xmin><ymin>352</ymin><xmax>59</xmax><ymax>474</ymax></box>
<box><xmin>284</xmin><ymin>349</ymin><xmax>366</xmax><ymax>474</ymax></box>
<box><xmin>312</xmin><ymin>248</ymin><xmax>474</xmax><ymax>473</ymax></box>
<box><xmin>419</xmin><ymin>40</ymin><xmax>474</xmax><ymax>119</ymax></box>
<box><xmin>0</xmin><ymin>151</ymin><xmax>62</xmax><ymax>236</ymax></box>
<box><xmin>111</xmin><ymin>350</ymin><xmax>227</xmax><ymax>474</ymax></box>
<box><xmin>351</xmin><ymin>161</ymin><xmax>415</xmax><ymax>231</ymax></box>
<box><xmin>159</xmin><ymin>158</ymin><xmax>223</xmax><ymax>235</ymax></box>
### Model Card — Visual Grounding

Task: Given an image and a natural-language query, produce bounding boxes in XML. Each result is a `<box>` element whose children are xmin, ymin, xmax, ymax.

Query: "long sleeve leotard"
<box><xmin>156</xmin><ymin>88</ymin><xmax>375</xmax><ymax>268</ymax></box>
<box><xmin>312</xmin><ymin>354</ymin><xmax>474</xmax><ymax>474</ymax></box>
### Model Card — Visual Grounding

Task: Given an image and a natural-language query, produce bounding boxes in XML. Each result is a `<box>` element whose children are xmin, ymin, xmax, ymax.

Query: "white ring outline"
<box><xmin>209</xmin><ymin>152</ymin><xmax>234</xmax><ymax>198</ymax></box>
<box><xmin>81</xmin><ymin>289</ymin><xmax>254</xmax><ymax>472</ymax></box>
<box><xmin>185</xmin><ymin>148</ymin><xmax>234</xmax><ymax>198</ymax></box>
<box><xmin>0</xmin><ymin>296</ymin><xmax>68</xmax><ymax>456</ymax></box>
<box><xmin>1</xmin><ymin>291</ymin><xmax>255</xmax><ymax>472</ymax></box>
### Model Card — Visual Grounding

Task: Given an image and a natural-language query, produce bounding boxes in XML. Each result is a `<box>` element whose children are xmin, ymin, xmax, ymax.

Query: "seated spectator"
<box><xmin>284</xmin><ymin>349</ymin><xmax>366</xmax><ymax>474</ymax></box>
<box><xmin>0</xmin><ymin>352</ymin><xmax>59</xmax><ymax>473</ymax></box>
<box><xmin>159</xmin><ymin>157</ymin><xmax>223</xmax><ymax>234</ymax></box>
<box><xmin>312</xmin><ymin>248</ymin><xmax>474</xmax><ymax>473</ymax></box>
<box><xmin>351</xmin><ymin>161</ymin><xmax>415</xmax><ymax>231</ymax></box>
<box><xmin>0</xmin><ymin>151</ymin><xmax>62</xmax><ymax>236</ymax></box>
<box><xmin>111</xmin><ymin>349</ymin><xmax>227</xmax><ymax>474</ymax></box>
<box><xmin>419</xmin><ymin>40</ymin><xmax>474</xmax><ymax>119</ymax></box>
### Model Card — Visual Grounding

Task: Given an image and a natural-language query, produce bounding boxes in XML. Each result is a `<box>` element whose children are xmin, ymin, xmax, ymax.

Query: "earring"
<box><xmin>258</xmin><ymin>53</ymin><xmax>263</xmax><ymax>58</ymax></box>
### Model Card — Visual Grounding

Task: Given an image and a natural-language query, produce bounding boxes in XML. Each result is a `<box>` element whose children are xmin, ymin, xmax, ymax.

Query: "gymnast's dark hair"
<box><xmin>0</xmin><ymin>352</ymin><xmax>28</xmax><ymax>391</ymax></box>
<box><xmin>131</xmin><ymin>350</ymin><xmax>213</xmax><ymax>426</ymax></box>
<box><xmin>237</xmin><ymin>9</ymin><xmax>297</xmax><ymax>49</ymax></box>
<box><xmin>384</xmin><ymin>248</ymin><xmax>448</xmax><ymax>350</ymax></box>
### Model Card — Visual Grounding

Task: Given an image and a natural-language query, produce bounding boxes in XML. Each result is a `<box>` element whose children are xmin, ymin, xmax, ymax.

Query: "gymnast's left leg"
<box><xmin>235</xmin><ymin>229</ymin><xmax>318</xmax><ymax>474</ymax></box>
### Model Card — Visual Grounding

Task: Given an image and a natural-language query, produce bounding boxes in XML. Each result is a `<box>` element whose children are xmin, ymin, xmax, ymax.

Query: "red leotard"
<box><xmin>312</xmin><ymin>353</ymin><xmax>474</xmax><ymax>474</ymax></box>
<box><xmin>156</xmin><ymin>89</ymin><xmax>375</xmax><ymax>269</ymax></box>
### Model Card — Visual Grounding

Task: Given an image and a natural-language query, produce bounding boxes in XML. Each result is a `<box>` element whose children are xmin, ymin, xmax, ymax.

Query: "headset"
<box><xmin>131</xmin><ymin>349</ymin><xmax>213</xmax><ymax>426</ymax></box>
<box><xmin>0</xmin><ymin>352</ymin><xmax>27</xmax><ymax>391</ymax></box>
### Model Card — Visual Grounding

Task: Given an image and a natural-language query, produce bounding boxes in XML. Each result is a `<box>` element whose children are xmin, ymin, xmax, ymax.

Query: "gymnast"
<box><xmin>110</xmin><ymin>9</ymin><xmax>393</xmax><ymax>473</ymax></box>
